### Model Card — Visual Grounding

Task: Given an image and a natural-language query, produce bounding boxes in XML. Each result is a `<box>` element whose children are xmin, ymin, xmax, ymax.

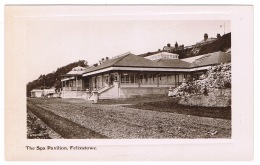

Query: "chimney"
<box><xmin>217</xmin><ymin>33</ymin><xmax>221</xmax><ymax>38</ymax></box>
<box><xmin>175</xmin><ymin>42</ymin><xmax>178</xmax><ymax>49</ymax></box>
<box><xmin>167</xmin><ymin>43</ymin><xmax>171</xmax><ymax>47</ymax></box>
<box><xmin>204</xmin><ymin>33</ymin><xmax>208</xmax><ymax>41</ymax></box>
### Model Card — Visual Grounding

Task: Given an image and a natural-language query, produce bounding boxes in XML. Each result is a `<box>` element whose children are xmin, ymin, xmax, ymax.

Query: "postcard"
<box><xmin>5</xmin><ymin>5</ymin><xmax>254</xmax><ymax>161</ymax></box>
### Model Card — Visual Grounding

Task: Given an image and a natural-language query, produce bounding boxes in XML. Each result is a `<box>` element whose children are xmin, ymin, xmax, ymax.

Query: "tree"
<box><xmin>26</xmin><ymin>60</ymin><xmax>88</xmax><ymax>97</ymax></box>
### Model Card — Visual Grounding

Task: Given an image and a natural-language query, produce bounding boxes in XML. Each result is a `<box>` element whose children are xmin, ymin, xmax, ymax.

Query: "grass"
<box><xmin>98</xmin><ymin>95</ymin><xmax>231</xmax><ymax>120</ymax></box>
<box><xmin>27</xmin><ymin>98</ymin><xmax>231</xmax><ymax>139</ymax></box>
<box><xmin>27</xmin><ymin>102</ymin><xmax>107</xmax><ymax>139</ymax></box>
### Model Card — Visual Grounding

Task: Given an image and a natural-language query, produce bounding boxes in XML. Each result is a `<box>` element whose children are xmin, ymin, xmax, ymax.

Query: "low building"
<box><xmin>31</xmin><ymin>88</ymin><xmax>60</xmax><ymax>98</ymax></box>
<box><xmin>43</xmin><ymin>88</ymin><xmax>59</xmax><ymax>98</ymax></box>
<box><xmin>61</xmin><ymin>66</ymin><xmax>87</xmax><ymax>98</ymax></box>
<box><xmin>61</xmin><ymin>51</ymin><xmax>231</xmax><ymax>99</ymax></box>
<box><xmin>144</xmin><ymin>51</ymin><xmax>179</xmax><ymax>60</ymax></box>
<box><xmin>30</xmin><ymin>89</ymin><xmax>43</xmax><ymax>97</ymax></box>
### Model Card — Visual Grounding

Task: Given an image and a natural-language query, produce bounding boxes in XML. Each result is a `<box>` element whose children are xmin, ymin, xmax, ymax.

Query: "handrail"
<box><xmin>98</xmin><ymin>85</ymin><xmax>115</xmax><ymax>94</ymax></box>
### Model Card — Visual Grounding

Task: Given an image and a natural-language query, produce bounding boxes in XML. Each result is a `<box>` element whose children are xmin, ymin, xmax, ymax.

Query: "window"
<box><xmin>130</xmin><ymin>74</ymin><xmax>135</xmax><ymax>83</ymax></box>
<box><xmin>144</xmin><ymin>74</ymin><xmax>148</xmax><ymax>83</ymax></box>
<box><xmin>140</xmin><ymin>74</ymin><xmax>143</xmax><ymax>83</ymax></box>
<box><xmin>121</xmin><ymin>73</ymin><xmax>136</xmax><ymax>84</ymax></box>
<box><xmin>159</xmin><ymin>74</ymin><xmax>168</xmax><ymax>84</ymax></box>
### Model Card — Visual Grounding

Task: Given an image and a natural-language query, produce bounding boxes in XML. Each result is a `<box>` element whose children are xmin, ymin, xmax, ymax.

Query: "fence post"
<box><xmin>92</xmin><ymin>88</ymin><xmax>98</xmax><ymax>103</ymax></box>
<box><xmin>168</xmin><ymin>87</ymin><xmax>173</xmax><ymax>97</ymax></box>
<box><xmin>85</xmin><ymin>89</ymin><xmax>90</xmax><ymax>100</ymax></box>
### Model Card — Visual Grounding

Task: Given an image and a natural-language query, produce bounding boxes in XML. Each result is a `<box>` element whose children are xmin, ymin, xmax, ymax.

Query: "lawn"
<box><xmin>27</xmin><ymin>100</ymin><xmax>107</xmax><ymax>139</ymax></box>
<box><xmin>97</xmin><ymin>95</ymin><xmax>231</xmax><ymax>120</ymax></box>
<box><xmin>27</xmin><ymin>97</ymin><xmax>231</xmax><ymax>139</ymax></box>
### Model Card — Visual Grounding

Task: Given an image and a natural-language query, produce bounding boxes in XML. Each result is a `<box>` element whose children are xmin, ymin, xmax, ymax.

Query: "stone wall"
<box><xmin>120</xmin><ymin>87</ymin><xmax>169</xmax><ymax>98</ymax></box>
<box><xmin>178</xmin><ymin>88</ymin><xmax>231</xmax><ymax>107</ymax></box>
<box><xmin>61</xmin><ymin>91</ymin><xmax>86</xmax><ymax>98</ymax></box>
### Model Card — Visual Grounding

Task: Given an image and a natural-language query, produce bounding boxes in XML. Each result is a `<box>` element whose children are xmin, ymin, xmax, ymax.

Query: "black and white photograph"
<box><xmin>26</xmin><ymin>19</ymin><xmax>232</xmax><ymax>139</ymax></box>
<box><xmin>4</xmin><ymin>5</ymin><xmax>253</xmax><ymax>161</ymax></box>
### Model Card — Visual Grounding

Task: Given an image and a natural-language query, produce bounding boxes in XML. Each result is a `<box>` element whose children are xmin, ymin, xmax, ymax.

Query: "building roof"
<box><xmin>180</xmin><ymin>54</ymin><xmax>207</xmax><ymax>63</ymax></box>
<box><xmin>43</xmin><ymin>88</ymin><xmax>56</xmax><ymax>94</ymax></box>
<box><xmin>81</xmin><ymin>51</ymin><xmax>231</xmax><ymax>76</ymax></box>
<box><xmin>147</xmin><ymin>51</ymin><xmax>179</xmax><ymax>57</ymax></box>
<box><xmin>163</xmin><ymin>46</ymin><xmax>175</xmax><ymax>51</ymax></box>
<box><xmin>83</xmin><ymin>53</ymin><xmax>193</xmax><ymax>75</ymax></box>
<box><xmin>190</xmin><ymin>51</ymin><xmax>231</xmax><ymax>68</ymax></box>
<box><xmin>83</xmin><ymin>53</ymin><xmax>131</xmax><ymax>73</ymax></box>
<box><xmin>31</xmin><ymin>89</ymin><xmax>43</xmax><ymax>92</ymax></box>
<box><xmin>155</xmin><ymin>59</ymin><xmax>191</xmax><ymax>68</ymax></box>
<box><xmin>65</xmin><ymin>66</ymin><xmax>87</xmax><ymax>76</ymax></box>
<box><xmin>113</xmin><ymin>54</ymin><xmax>160</xmax><ymax>67</ymax></box>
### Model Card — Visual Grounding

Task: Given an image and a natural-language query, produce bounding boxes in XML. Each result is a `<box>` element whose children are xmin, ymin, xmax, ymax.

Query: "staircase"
<box><xmin>87</xmin><ymin>84</ymin><xmax>117</xmax><ymax>101</ymax></box>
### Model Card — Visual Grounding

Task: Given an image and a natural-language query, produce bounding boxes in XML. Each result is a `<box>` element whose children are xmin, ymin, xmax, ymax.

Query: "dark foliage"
<box><xmin>178</xmin><ymin>33</ymin><xmax>231</xmax><ymax>59</ymax></box>
<box><xmin>196</xmin><ymin>33</ymin><xmax>231</xmax><ymax>56</ymax></box>
<box><xmin>138</xmin><ymin>33</ymin><xmax>231</xmax><ymax>59</ymax></box>
<box><xmin>26</xmin><ymin>60</ymin><xmax>87</xmax><ymax>97</ymax></box>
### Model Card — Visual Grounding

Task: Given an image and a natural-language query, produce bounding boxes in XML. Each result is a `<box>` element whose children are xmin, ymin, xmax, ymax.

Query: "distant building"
<box><xmin>31</xmin><ymin>87</ymin><xmax>60</xmax><ymax>98</ymax></box>
<box><xmin>195</xmin><ymin>33</ymin><xmax>217</xmax><ymax>46</ymax></box>
<box><xmin>43</xmin><ymin>88</ymin><xmax>58</xmax><ymax>98</ymax></box>
<box><xmin>61</xmin><ymin>66</ymin><xmax>87</xmax><ymax>98</ymax></box>
<box><xmin>162</xmin><ymin>33</ymin><xmax>221</xmax><ymax>56</ymax></box>
<box><xmin>163</xmin><ymin>43</ymin><xmax>176</xmax><ymax>52</ymax></box>
<box><xmin>31</xmin><ymin>89</ymin><xmax>43</xmax><ymax>98</ymax></box>
<box><xmin>144</xmin><ymin>52</ymin><xmax>179</xmax><ymax>60</ymax></box>
<box><xmin>190</xmin><ymin>33</ymin><xmax>219</xmax><ymax>55</ymax></box>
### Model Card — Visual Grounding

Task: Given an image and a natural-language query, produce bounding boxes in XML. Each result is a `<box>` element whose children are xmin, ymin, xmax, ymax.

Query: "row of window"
<box><xmin>120</xmin><ymin>73</ymin><xmax>189</xmax><ymax>84</ymax></box>
<box><xmin>63</xmin><ymin>80</ymin><xmax>82</xmax><ymax>87</ymax></box>
<box><xmin>146</xmin><ymin>54</ymin><xmax>178</xmax><ymax>60</ymax></box>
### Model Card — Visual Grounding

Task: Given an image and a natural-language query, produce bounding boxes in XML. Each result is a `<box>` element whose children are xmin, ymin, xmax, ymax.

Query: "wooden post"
<box><xmin>177</xmin><ymin>74</ymin><xmax>179</xmax><ymax>85</ymax></box>
<box><xmin>101</xmin><ymin>74</ymin><xmax>103</xmax><ymax>87</ymax></box>
<box><xmin>138</xmin><ymin>72</ymin><xmax>140</xmax><ymax>88</ymax></box>
<box><xmin>81</xmin><ymin>79</ymin><xmax>83</xmax><ymax>91</ymax></box>
<box><xmin>157</xmin><ymin>73</ymin><xmax>159</xmax><ymax>87</ymax></box>
<box><xmin>118</xmin><ymin>72</ymin><xmax>121</xmax><ymax>88</ymax></box>
<box><xmin>174</xmin><ymin>74</ymin><xmax>177</xmax><ymax>87</ymax></box>
<box><xmin>76</xmin><ymin>76</ymin><xmax>77</xmax><ymax>96</ymax></box>
<box><xmin>85</xmin><ymin>89</ymin><xmax>90</xmax><ymax>100</ymax></box>
<box><xmin>92</xmin><ymin>88</ymin><xmax>98</xmax><ymax>103</ymax></box>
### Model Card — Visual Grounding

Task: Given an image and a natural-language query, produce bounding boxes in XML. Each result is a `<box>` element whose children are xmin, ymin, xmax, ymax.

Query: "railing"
<box><xmin>98</xmin><ymin>85</ymin><xmax>115</xmax><ymax>94</ymax></box>
<box><xmin>62</xmin><ymin>87</ymin><xmax>85</xmax><ymax>91</ymax></box>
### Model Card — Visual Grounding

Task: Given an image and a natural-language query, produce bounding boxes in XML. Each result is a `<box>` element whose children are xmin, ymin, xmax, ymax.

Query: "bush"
<box><xmin>175</xmin><ymin>62</ymin><xmax>231</xmax><ymax>97</ymax></box>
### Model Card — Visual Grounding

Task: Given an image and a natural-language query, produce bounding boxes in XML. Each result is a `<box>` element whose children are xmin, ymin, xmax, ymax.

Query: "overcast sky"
<box><xmin>6</xmin><ymin>6</ymin><xmax>231</xmax><ymax>82</ymax></box>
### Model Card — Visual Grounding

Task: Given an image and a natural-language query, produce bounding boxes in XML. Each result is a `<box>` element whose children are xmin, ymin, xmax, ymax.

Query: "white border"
<box><xmin>1</xmin><ymin>0</ymin><xmax>258</xmax><ymax>163</ymax></box>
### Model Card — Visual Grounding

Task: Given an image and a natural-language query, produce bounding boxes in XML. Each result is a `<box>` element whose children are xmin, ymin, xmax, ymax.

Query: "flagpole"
<box><xmin>220</xmin><ymin>23</ymin><xmax>225</xmax><ymax>35</ymax></box>
<box><xmin>224</xmin><ymin>22</ymin><xmax>225</xmax><ymax>35</ymax></box>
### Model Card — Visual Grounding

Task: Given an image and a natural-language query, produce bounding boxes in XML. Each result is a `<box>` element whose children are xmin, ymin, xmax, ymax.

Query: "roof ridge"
<box><xmin>113</xmin><ymin>53</ymin><xmax>132</xmax><ymax>65</ymax></box>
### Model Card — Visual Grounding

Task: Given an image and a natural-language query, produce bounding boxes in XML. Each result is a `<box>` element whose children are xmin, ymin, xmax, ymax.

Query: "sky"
<box><xmin>6</xmin><ymin>6</ymin><xmax>231</xmax><ymax>83</ymax></box>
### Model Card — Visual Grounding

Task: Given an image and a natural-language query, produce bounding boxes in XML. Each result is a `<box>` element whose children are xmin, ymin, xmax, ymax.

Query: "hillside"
<box><xmin>196</xmin><ymin>33</ymin><xmax>231</xmax><ymax>55</ymax></box>
<box><xmin>26</xmin><ymin>60</ymin><xmax>88</xmax><ymax>97</ymax></box>
<box><xmin>138</xmin><ymin>33</ymin><xmax>231</xmax><ymax>59</ymax></box>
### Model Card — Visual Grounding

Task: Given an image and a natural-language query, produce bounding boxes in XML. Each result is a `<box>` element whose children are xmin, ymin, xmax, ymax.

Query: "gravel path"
<box><xmin>29</xmin><ymin>98</ymin><xmax>231</xmax><ymax>139</ymax></box>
